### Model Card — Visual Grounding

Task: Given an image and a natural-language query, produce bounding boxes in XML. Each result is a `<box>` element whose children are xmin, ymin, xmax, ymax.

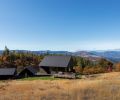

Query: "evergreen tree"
<box><xmin>3</xmin><ymin>46</ymin><xmax>10</xmax><ymax>56</ymax></box>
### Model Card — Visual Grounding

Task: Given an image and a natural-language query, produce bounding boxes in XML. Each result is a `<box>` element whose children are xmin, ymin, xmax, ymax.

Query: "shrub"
<box><xmin>74</xmin><ymin>66</ymin><xmax>83</xmax><ymax>74</ymax></box>
<box><xmin>115</xmin><ymin>63</ymin><xmax>120</xmax><ymax>72</ymax></box>
<box><xmin>83</xmin><ymin>66</ymin><xmax>105</xmax><ymax>74</ymax></box>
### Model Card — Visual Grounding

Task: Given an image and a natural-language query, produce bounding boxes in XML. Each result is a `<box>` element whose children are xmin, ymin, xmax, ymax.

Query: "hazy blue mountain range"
<box><xmin>91</xmin><ymin>51</ymin><xmax>120</xmax><ymax>62</ymax></box>
<box><xmin>0</xmin><ymin>50</ymin><xmax>120</xmax><ymax>62</ymax></box>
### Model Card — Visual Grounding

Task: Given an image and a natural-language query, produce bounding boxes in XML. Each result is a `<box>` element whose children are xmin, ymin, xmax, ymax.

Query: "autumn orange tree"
<box><xmin>0</xmin><ymin>46</ymin><xmax>44</xmax><ymax>69</ymax></box>
<box><xmin>115</xmin><ymin>62</ymin><xmax>120</xmax><ymax>71</ymax></box>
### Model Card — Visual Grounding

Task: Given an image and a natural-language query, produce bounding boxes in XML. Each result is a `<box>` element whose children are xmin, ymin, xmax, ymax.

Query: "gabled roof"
<box><xmin>0</xmin><ymin>68</ymin><xmax>16</xmax><ymax>75</ymax></box>
<box><xmin>25</xmin><ymin>66</ymin><xmax>38</xmax><ymax>74</ymax></box>
<box><xmin>39</xmin><ymin>55</ymin><xmax>72</xmax><ymax>68</ymax></box>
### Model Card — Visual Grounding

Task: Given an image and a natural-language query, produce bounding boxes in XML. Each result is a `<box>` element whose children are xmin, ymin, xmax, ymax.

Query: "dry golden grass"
<box><xmin>0</xmin><ymin>72</ymin><xmax>120</xmax><ymax>100</ymax></box>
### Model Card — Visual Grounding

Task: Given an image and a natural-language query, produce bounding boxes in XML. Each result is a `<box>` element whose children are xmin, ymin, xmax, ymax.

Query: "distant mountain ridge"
<box><xmin>0</xmin><ymin>50</ymin><xmax>120</xmax><ymax>62</ymax></box>
<box><xmin>73</xmin><ymin>50</ymin><xmax>120</xmax><ymax>62</ymax></box>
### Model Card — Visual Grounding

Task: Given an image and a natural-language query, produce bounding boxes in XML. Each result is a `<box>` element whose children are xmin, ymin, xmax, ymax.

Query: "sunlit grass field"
<box><xmin>0</xmin><ymin>72</ymin><xmax>120</xmax><ymax>100</ymax></box>
<box><xmin>18</xmin><ymin>76</ymin><xmax>60</xmax><ymax>81</ymax></box>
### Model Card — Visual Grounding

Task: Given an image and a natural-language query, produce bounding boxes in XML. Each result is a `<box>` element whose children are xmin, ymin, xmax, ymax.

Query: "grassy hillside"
<box><xmin>0</xmin><ymin>72</ymin><xmax>120</xmax><ymax>100</ymax></box>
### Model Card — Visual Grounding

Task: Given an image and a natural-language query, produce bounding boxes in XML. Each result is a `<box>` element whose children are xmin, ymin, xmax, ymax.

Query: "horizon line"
<box><xmin>1</xmin><ymin>48</ymin><xmax>120</xmax><ymax>52</ymax></box>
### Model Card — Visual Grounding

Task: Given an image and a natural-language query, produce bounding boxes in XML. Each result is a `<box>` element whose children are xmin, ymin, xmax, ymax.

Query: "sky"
<box><xmin>0</xmin><ymin>0</ymin><xmax>120</xmax><ymax>51</ymax></box>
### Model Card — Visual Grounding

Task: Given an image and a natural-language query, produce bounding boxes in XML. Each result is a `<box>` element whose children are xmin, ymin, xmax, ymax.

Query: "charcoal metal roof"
<box><xmin>0</xmin><ymin>68</ymin><xmax>16</xmax><ymax>75</ymax></box>
<box><xmin>25</xmin><ymin>66</ymin><xmax>38</xmax><ymax>74</ymax></box>
<box><xmin>39</xmin><ymin>55</ymin><xmax>72</xmax><ymax>67</ymax></box>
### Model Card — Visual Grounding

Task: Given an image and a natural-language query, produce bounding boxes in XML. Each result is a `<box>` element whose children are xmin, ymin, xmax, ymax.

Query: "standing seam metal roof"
<box><xmin>25</xmin><ymin>66</ymin><xmax>38</xmax><ymax>74</ymax></box>
<box><xmin>39</xmin><ymin>55</ymin><xmax>72</xmax><ymax>67</ymax></box>
<box><xmin>0</xmin><ymin>68</ymin><xmax>16</xmax><ymax>75</ymax></box>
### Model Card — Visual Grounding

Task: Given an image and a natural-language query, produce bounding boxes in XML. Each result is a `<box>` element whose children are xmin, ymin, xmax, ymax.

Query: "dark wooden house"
<box><xmin>0</xmin><ymin>68</ymin><xmax>17</xmax><ymax>79</ymax></box>
<box><xmin>39</xmin><ymin>55</ymin><xmax>74</xmax><ymax>74</ymax></box>
<box><xmin>18</xmin><ymin>66</ymin><xmax>38</xmax><ymax>78</ymax></box>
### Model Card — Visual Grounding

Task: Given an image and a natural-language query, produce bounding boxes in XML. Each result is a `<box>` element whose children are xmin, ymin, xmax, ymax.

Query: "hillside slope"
<box><xmin>0</xmin><ymin>72</ymin><xmax>120</xmax><ymax>100</ymax></box>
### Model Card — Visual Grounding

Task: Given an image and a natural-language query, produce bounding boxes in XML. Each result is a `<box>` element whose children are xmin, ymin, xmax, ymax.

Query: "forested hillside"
<box><xmin>1</xmin><ymin>47</ymin><xmax>119</xmax><ymax>74</ymax></box>
<box><xmin>0</xmin><ymin>47</ymin><xmax>43</xmax><ymax>71</ymax></box>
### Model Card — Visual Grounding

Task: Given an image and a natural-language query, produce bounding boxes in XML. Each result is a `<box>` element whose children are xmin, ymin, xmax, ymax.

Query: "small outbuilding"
<box><xmin>0</xmin><ymin>68</ymin><xmax>17</xmax><ymax>79</ymax></box>
<box><xmin>18</xmin><ymin>66</ymin><xmax>38</xmax><ymax>78</ymax></box>
<box><xmin>39</xmin><ymin>55</ymin><xmax>74</xmax><ymax>74</ymax></box>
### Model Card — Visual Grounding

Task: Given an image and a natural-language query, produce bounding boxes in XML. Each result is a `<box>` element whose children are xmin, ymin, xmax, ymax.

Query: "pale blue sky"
<box><xmin>0</xmin><ymin>0</ymin><xmax>120</xmax><ymax>51</ymax></box>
